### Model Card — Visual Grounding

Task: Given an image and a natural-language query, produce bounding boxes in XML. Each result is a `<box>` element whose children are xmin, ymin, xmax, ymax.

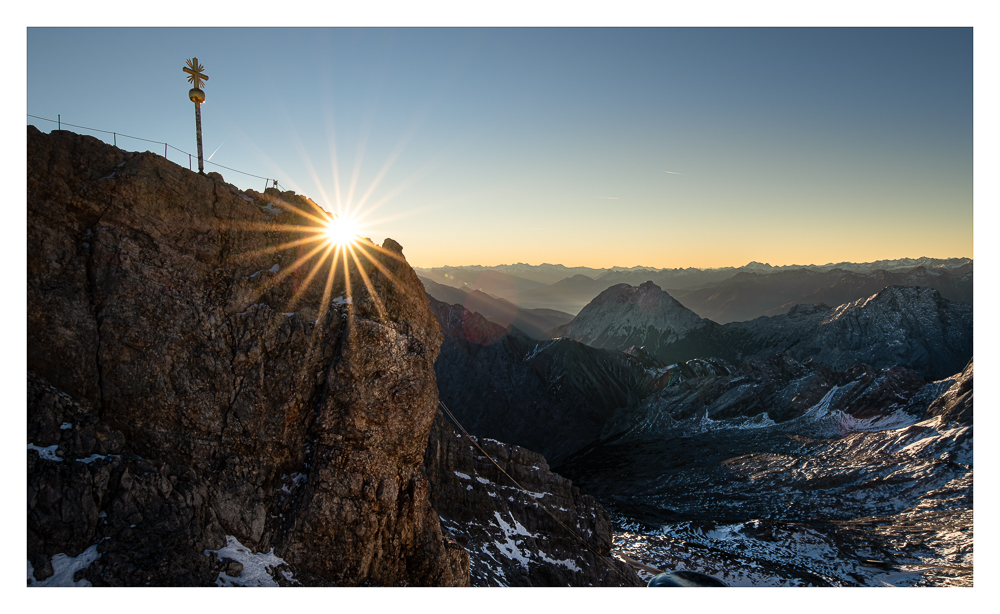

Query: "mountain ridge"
<box><xmin>419</xmin><ymin>258</ymin><xmax>972</xmax><ymax>320</ymax></box>
<box><xmin>554</xmin><ymin>281</ymin><xmax>972</xmax><ymax>381</ymax></box>
<box><xmin>419</xmin><ymin>275</ymin><xmax>573</xmax><ymax>340</ymax></box>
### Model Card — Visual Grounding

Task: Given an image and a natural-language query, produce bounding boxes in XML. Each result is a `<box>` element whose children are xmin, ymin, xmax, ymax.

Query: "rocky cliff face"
<box><xmin>721</xmin><ymin>286</ymin><xmax>973</xmax><ymax>380</ymax></box>
<box><xmin>423</xmin><ymin>411</ymin><xmax>641</xmax><ymax>586</ymax></box>
<box><xmin>27</xmin><ymin>126</ymin><xmax>468</xmax><ymax>586</ymax></box>
<box><xmin>789</xmin><ymin>285</ymin><xmax>972</xmax><ymax>380</ymax></box>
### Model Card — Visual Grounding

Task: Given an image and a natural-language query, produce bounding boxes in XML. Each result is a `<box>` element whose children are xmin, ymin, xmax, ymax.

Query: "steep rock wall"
<box><xmin>423</xmin><ymin>411</ymin><xmax>641</xmax><ymax>586</ymax></box>
<box><xmin>27</xmin><ymin>126</ymin><xmax>468</xmax><ymax>586</ymax></box>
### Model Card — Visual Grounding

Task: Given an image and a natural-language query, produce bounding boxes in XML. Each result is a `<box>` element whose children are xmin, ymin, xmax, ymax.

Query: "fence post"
<box><xmin>113</xmin><ymin>132</ymin><xmax>116</xmax><ymax>147</ymax></box>
<box><xmin>189</xmin><ymin>154</ymin><xmax>192</xmax><ymax>170</ymax></box>
<box><xmin>164</xmin><ymin>143</ymin><xmax>168</xmax><ymax>159</ymax></box>
<box><xmin>58</xmin><ymin>114</ymin><xmax>60</xmax><ymax>130</ymax></box>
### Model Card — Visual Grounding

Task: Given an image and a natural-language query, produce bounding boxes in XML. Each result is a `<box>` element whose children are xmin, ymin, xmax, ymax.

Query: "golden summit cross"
<box><xmin>183</xmin><ymin>57</ymin><xmax>209</xmax><ymax>174</ymax></box>
<box><xmin>183</xmin><ymin>58</ymin><xmax>208</xmax><ymax>90</ymax></box>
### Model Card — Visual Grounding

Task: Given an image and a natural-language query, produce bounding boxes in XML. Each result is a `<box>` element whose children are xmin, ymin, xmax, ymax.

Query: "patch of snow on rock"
<box><xmin>205</xmin><ymin>535</ymin><xmax>290</xmax><ymax>587</ymax></box>
<box><xmin>28</xmin><ymin>544</ymin><xmax>101</xmax><ymax>586</ymax></box>
<box><xmin>27</xmin><ymin>443</ymin><xmax>61</xmax><ymax>462</ymax></box>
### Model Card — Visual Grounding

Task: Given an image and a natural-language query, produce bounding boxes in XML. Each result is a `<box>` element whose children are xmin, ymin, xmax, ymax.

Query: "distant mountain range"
<box><xmin>555</xmin><ymin>282</ymin><xmax>971</xmax><ymax>381</ymax></box>
<box><xmin>416</xmin><ymin>258</ymin><xmax>972</xmax><ymax>322</ymax></box>
<box><xmin>413</xmin><ymin>267</ymin><xmax>544</xmax><ymax>302</ymax></box>
<box><xmin>670</xmin><ymin>264</ymin><xmax>972</xmax><ymax>324</ymax></box>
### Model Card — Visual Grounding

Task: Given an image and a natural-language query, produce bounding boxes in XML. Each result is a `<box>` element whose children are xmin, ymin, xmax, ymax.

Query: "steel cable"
<box><xmin>27</xmin><ymin>114</ymin><xmax>273</xmax><ymax>181</ymax></box>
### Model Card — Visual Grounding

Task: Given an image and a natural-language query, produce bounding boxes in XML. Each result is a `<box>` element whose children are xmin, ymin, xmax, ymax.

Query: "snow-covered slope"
<box><xmin>565</xmin><ymin>360</ymin><xmax>974</xmax><ymax>586</ymax></box>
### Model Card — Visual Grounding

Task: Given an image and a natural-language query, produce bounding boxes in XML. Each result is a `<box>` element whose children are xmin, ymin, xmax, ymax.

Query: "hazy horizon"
<box><xmin>410</xmin><ymin>254</ymin><xmax>972</xmax><ymax>271</ymax></box>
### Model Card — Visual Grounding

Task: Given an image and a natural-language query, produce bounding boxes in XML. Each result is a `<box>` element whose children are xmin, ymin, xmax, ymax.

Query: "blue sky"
<box><xmin>25</xmin><ymin>26</ymin><xmax>974</xmax><ymax>268</ymax></box>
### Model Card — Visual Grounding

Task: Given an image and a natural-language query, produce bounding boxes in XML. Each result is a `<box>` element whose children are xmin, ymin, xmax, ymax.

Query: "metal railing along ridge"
<box><xmin>27</xmin><ymin>113</ymin><xmax>282</xmax><ymax>192</ymax></box>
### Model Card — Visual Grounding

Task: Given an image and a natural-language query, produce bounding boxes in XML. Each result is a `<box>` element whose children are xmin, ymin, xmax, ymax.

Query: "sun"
<box><xmin>324</xmin><ymin>214</ymin><xmax>362</xmax><ymax>247</ymax></box>
<box><xmin>232</xmin><ymin>185</ymin><xmax>412</xmax><ymax>337</ymax></box>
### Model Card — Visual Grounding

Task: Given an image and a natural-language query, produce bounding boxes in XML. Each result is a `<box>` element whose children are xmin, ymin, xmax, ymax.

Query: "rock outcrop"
<box><xmin>923</xmin><ymin>358</ymin><xmax>973</xmax><ymax>426</ymax></box>
<box><xmin>423</xmin><ymin>411</ymin><xmax>641</xmax><ymax>586</ymax></box>
<box><xmin>27</xmin><ymin>126</ymin><xmax>467</xmax><ymax>586</ymax></box>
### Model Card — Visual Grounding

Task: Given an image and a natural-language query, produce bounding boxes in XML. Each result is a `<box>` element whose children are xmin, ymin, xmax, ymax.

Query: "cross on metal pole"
<box><xmin>183</xmin><ymin>57</ymin><xmax>209</xmax><ymax>174</ymax></box>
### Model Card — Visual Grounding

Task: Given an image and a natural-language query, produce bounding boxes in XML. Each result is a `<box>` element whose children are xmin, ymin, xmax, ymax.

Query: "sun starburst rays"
<box><xmin>310</xmin><ymin>242</ymin><xmax>346</xmax><ymax>346</ymax></box>
<box><xmin>283</xmin><ymin>240</ymin><xmax>338</xmax><ymax>314</ymax></box>
<box><xmin>233</xmin><ymin>232</ymin><xmax>329</xmax><ymax>263</ymax></box>
<box><xmin>347</xmin><ymin>243</ymin><xmax>389</xmax><ymax>322</ymax></box>
<box><xmin>231</xmin><ymin>186</ymin><xmax>409</xmax><ymax>351</ymax></box>
<box><xmin>228</xmin><ymin>102</ymin><xmax>433</xmax><ymax>344</ymax></box>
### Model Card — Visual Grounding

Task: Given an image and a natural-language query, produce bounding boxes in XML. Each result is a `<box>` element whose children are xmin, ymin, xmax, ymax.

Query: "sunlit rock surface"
<box><xmin>27</xmin><ymin>126</ymin><xmax>467</xmax><ymax>586</ymax></box>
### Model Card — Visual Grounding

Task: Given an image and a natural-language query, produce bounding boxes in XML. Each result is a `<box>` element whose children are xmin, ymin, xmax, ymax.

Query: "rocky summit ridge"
<box><xmin>26</xmin><ymin>127</ymin><xmax>633</xmax><ymax>587</ymax></box>
<box><xmin>557</xmin><ymin>280</ymin><xmax>971</xmax><ymax>381</ymax></box>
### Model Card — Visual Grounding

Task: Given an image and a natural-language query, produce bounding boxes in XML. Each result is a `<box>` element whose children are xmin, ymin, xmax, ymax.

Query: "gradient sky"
<box><xmin>25</xmin><ymin>27</ymin><xmax>973</xmax><ymax>269</ymax></box>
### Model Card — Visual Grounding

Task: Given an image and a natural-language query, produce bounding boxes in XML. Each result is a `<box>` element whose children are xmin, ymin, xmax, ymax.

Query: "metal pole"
<box><xmin>57</xmin><ymin>114</ymin><xmax>60</xmax><ymax>130</ymax></box>
<box><xmin>165</xmin><ymin>143</ymin><xmax>168</xmax><ymax>158</ymax></box>
<box><xmin>189</xmin><ymin>154</ymin><xmax>192</xmax><ymax>170</ymax></box>
<box><xmin>113</xmin><ymin>133</ymin><xmax>116</xmax><ymax>147</ymax></box>
<box><xmin>195</xmin><ymin>102</ymin><xmax>204</xmax><ymax>174</ymax></box>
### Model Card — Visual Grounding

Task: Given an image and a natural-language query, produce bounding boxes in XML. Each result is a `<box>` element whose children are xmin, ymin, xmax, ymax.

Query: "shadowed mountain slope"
<box><xmin>420</xmin><ymin>276</ymin><xmax>573</xmax><ymax>340</ymax></box>
<box><xmin>429</xmin><ymin>296</ymin><xmax>668</xmax><ymax>465</ymax></box>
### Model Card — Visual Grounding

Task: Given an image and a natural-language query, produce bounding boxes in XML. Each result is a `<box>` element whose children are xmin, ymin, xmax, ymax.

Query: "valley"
<box><xmin>424</xmin><ymin>265</ymin><xmax>973</xmax><ymax>587</ymax></box>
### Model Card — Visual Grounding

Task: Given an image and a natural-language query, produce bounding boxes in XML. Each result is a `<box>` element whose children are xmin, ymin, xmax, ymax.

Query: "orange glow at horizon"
<box><xmin>398</xmin><ymin>212</ymin><xmax>972</xmax><ymax>271</ymax></box>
